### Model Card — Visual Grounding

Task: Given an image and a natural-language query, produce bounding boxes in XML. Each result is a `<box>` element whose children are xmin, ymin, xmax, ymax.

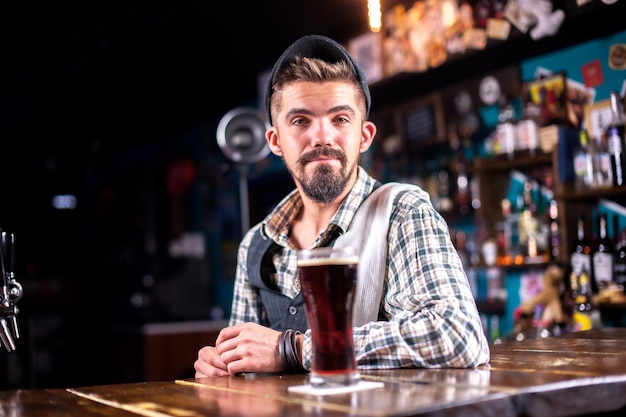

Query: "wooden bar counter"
<box><xmin>2</xmin><ymin>327</ymin><xmax>625</xmax><ymax>417</ymax></box>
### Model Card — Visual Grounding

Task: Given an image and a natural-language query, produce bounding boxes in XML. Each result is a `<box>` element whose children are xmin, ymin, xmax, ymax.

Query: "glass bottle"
<box><xmin>608</xmin><ymin>90</ymin><xmax>625</xmax><ymax>141</ymax></box>
<box><xmin>497</xmin><ymin>198</ymin><xmax>514</xmax><ymax>266</ymax></box>
<box><xmin>571</xmin><ymin>214</ymin><xmax>593</xmax><ymax>291</ymax></box>
<box><xmin>592</xmin><ymin>212</ymin><xmax>614</xmax><ymax>291</ymax></box>
<box><xmin>595</xmin><ymin>133</ymin><xmax>613</xmax><ymax>187</ymax></box>
<box><xmin>547</xmin><ymin>191</ymin><xmax>560</xmax><ymax>261</ymax></box>
<box><xmin>573</xmin><ymin>129</ymin><xmax>595</xmax><ymax>190</ymax></box>
<box><xmin>568</xmin><ymin>269</ymin><xmax>579</xmax><ymax>303</ymax></box>
<box><xmin>614</xmin><ymin>227</ymin><xmax>626</xmax><ymax>293</ymax></box>
<box><xmin>608</xmin><ymin>125</ymin><xmax>624</xmax><ymax>187</ymax></box>
<box><xmin>518</xmin><ymin>180</ymin><xmax>540</xmax><ymax>262</ymax></box>
<box><xmin>571</xmin><ymin>265</ymin><xmax>595</xmax><ymax>332</ymax></box>
<box><xmin>607</xmin><ymin>91</ymin><xmax>625</xmax><ymax>187</ymax></box>
<box><xmin>495</xmin><ymin>95</ymin><xmax>517</xmax><ymax>161</ymax></box>
<box><xmin>450</xmin><ymin>134</ymin><xmax>471</xmax><ymax>216</ymax></box>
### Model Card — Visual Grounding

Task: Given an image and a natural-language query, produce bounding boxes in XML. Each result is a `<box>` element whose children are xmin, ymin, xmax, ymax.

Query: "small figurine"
<box><xmin>520</xmin><ymin>0</ymin><xmax>566</xmax><ymax>40</ymax></box>
<box><xmin>496</xmin><ymin>264</ymin><xmax>565</xmax><ymax>343</ymax></box>
<box><xmin>519</xmin><ymin>263</ymin><xmax>565</xmax><ymax>325</ymax></box>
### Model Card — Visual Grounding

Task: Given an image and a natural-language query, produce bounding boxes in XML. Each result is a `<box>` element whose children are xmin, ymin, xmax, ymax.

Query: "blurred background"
<box><xmin>1</xmin><ymin>0</ymin><xmax>625</xmax><ymax>389</ymax></box>
<box><xmin>1</xmin><ymin>0</ymin><xmax>368</xmax><ymax>389</ymax></box>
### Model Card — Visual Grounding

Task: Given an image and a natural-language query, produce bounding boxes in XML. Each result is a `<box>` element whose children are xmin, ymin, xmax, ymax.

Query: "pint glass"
<box><xmin>296</xmin><ymin>246</ymin><xmax>360</xmax><ymax>387</ymax></box>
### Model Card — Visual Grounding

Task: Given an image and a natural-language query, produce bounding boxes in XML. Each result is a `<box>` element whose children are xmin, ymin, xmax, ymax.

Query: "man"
<box><xmin>194</xmin><ymin>34</ymin><xmax>489</xmax><ymax>377</ymax></box>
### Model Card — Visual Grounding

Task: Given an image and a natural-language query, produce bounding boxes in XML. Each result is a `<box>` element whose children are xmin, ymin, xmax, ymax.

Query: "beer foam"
<box><xmin>297</xmin><ymin>256</ymin><xmax>359</xmax><ymax>267</ymax></box>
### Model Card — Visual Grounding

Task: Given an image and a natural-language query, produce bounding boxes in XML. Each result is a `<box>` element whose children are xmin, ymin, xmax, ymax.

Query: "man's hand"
<box><xmin>194</xmin><ymin>323</ymin><xmax>283</xmax><ymax>377</ymax></box>
<box><xmin>194</xmin><ymin>345</ymin><xmax>230</xmax><ymax>377</ymax></box>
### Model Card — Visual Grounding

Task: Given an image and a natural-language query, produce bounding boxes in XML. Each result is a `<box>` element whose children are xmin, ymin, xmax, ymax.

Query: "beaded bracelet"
<box><xmin>279</xmin><ymin>329</ymin><xmax>304</xmax><ymax>372</ymax></box>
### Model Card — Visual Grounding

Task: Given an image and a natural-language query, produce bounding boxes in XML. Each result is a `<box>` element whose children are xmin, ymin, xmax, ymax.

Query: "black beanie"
<box><xmin>264</xmin><ymin>34</ymin><xmax>371</xmax><ymax>126</ymax></box>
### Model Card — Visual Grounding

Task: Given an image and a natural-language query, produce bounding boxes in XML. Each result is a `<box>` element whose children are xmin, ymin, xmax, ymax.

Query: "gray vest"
<box><xmin>247</xmin><ymin>234</ymin><xmax>308</xmax><ymax>332</ymax></box>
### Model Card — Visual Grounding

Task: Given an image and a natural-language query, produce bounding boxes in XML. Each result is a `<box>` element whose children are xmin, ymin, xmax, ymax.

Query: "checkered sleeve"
<box><xmin>351</xmin><ymin>190</ymin><xmax>490</xmax><ymax>368</ymax></box>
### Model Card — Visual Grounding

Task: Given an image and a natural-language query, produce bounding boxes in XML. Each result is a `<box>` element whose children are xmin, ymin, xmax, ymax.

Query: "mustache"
<box><xmin>298</xmin><ymin>147</ymin><xmax>346</xmax><ymax>165</ymax></box>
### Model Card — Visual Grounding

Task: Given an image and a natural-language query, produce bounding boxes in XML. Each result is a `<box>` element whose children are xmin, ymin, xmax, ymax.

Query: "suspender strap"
<box><xmin>334</xmin><ymin>182</ymin><xmax>419</xmax><ymax>327</ymax></box>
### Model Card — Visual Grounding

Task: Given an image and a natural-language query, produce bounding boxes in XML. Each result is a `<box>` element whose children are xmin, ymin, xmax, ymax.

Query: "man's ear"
<box><xmin>266</xmin><ymin>127</ymin><xmax>283</xmax><ymax>156</ymax></box>
<box><xmin>360</xmin><ymin>120</ymin><xmax>377</xmax><ymax>153</ymax></box>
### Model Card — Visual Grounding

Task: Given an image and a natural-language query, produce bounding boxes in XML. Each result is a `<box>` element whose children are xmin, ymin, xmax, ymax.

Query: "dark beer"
<box><xmin>297</xmin><ymin>249</ymin><xmax>359</xmax><ymax>387</ymax></box>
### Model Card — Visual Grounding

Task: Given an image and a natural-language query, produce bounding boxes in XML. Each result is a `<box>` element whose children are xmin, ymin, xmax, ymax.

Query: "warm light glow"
<box><xmin>368</xmin><ymin>0</ymin><xmax>381</xmax><ymax>33</ymax></box>
<box><xmin>441</xmin><ymin>0</ymin><xmax>458</xmax><ymax>28</ymax></box>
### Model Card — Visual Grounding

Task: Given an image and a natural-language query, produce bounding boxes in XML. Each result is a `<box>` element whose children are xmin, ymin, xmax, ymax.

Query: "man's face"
<box><xmin>266</xmin><ymin>81</ymin><xmax>375</xmax><ymax>204</ymax></box>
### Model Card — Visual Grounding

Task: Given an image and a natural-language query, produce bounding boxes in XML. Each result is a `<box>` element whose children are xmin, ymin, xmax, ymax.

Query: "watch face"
<box><xmin>479</xmin><ymin>75</ymin><xmax>501</xmax><ymax>106</ymax></box>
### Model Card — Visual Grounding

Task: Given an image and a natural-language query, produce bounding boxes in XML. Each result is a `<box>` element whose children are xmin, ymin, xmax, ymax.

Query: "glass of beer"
<box><xmin>296</xmin><ymin>246</ymin><xmax>360</xmax><ymax>388</ymax></box>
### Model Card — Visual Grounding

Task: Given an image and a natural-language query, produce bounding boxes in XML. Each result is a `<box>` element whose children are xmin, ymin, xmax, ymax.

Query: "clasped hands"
<box><xmin>194</xmin><ymin>322</ymin><xmax>301</xmax><ymax>377</ymax></box>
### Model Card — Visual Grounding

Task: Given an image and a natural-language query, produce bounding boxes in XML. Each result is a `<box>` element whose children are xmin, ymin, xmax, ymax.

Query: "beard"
<box><xmin>289</xmin><ymin>147</ymin><xmax>350</xmax><ymax>204</ymax></box>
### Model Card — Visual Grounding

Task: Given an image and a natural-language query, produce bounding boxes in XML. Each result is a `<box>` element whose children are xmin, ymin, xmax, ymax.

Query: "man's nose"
<box><xmin>311</xmin><ymin>119</ymin><xmax>334</xmax><ymax>146</ymax></box>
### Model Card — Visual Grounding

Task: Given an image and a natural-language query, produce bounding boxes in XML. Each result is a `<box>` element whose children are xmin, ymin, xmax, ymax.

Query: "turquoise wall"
<box><xmin>520</xmin><ymin>30</ymin><xmax>626</xmax><ymax>101</ymax></box>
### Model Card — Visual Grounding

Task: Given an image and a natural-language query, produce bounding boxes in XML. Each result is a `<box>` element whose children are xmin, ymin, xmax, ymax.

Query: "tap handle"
<box><xmin>9</xmin><ymin>314</ymin><xmax>19</xmax><ymax>341</ymax></box>
<box><xmin>0</xmin><ymin>317</ymin><xmax>16</xmax><ymax>352</ymax></box>
<box><xmin>0</xmin><ymin>230</ymin><xmax>7</xmax><ymax>287</ymax></box>
<box><xmin>1</xmin><ymin>231</ymin><xmax>14</xmax><ymax>280</ymax></box>
<box><xmin>0</xmin><ymin>230</ymin><xmax>20</xmax><ymax>351</ymax></box>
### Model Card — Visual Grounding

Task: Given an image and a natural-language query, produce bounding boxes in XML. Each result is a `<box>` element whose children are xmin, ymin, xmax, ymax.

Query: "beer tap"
<box><xmin>0</xmin><ymin>230</ymin><xmax>22</xmax><ymax>352</ymax></box>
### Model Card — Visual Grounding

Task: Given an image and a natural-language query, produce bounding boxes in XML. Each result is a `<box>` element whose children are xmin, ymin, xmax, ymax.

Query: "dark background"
<box><xmin>1</xmin><ymin>0</ymin><xmax>370</xmax><ymax>280</ymax></box>
<box><xmin>2</xmin><ymin>0</ymin><xmax>368</xmax><ymax>156</ymax></box>
<box><xmin>1</xmin><ymin>0</ymin><xmax>369</xmax><ymax>389</ymax></box>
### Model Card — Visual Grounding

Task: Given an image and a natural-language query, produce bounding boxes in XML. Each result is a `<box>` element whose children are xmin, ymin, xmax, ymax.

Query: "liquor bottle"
<box><xmin>495</xmin><ymin>95</ymin><xmax>517</xmax><ymax>160</ymax></box>
<box><xmin>571</xmin><ymin>265</ymin><xmax>595</xmax><ymax>332</ymax></box>
<box><xmin>614</xmin><ymin>227</ymin><xmax>626</xmax><ymax>292</ymax></box>
<box><xmin>608</xmin><ymin>125</ymin><xmax>624</xmax><ymax>186</ymax></box>
<box><xmin>434</xmin><ymin>152</ymin><xmax>453</xmax><ymax>213</ymax></box>
<box><xmin>571</xmin><ymin>214</ymin><xmax>593</xmax><ymax>291</ymax></box>
<box><xmin>595</xmin><ymin>133</ymin><xmax>613</xmax><ymax>187</ymax></box>
<box><xmin>518</xmin><ymin>96</ymin><xmax>539</xmax><ymax>158</ymax></box>
<box><xmin>450</xmin><ymin>134</ymin><xmax>471</xmax><ymax>216</ymax></box>
<box><xmin>497</xmin><ymin>198</ymin><xmax>514</xmax><ymax>266</ymax></box>
<box><xmin>516</xmin><ymin>118</ymin><xmax>539</xmax><ymax>158</ymax></box>
<box><xmin>518</xmin><ymin>181</ymin><xmax>540</xmax><ymax>262</ymax></box>
<box><xmin>573</xmin><ymin>129</ymin><xmax>595</xmax><ymax>190</ymax></box>
<box><xmin>608</xmin><ymin>90</ymin><xmax>626</xmax><ymax>141</ymax></box>
<box><xmin>437</xmin><ymin>168</ymin><xmax>453</xmax><ymax>213</ymax></box>
<box><xmin>568</xmin><ymin>269</ymin><xmax>579</xmax><ymax>302</ymax></box>
<box><xmin>592</xmin><ymin>212</ymin><xmax>614</xmax><ymax>291</ymax></box>
<box><xmin>607</xmin><ymin>91</ymin><xmax>625</xmax><ymax>186</ymax></box>
<box><xmin>546</xmin><ymin>191</ymin><xmax>560</xmax><ymax>260</ymax></box>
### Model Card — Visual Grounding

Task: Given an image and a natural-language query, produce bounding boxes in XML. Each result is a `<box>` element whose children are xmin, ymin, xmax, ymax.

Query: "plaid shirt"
<box><xmin>229</xmin><ymin>167</ymin><xmax>490</xmax><ymax>369</ymax></box>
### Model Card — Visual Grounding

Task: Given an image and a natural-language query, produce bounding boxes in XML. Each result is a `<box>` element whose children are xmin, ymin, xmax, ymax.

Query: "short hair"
<box><xmin>268</xmin><ymin>56</ymin><xmax>366</xmax><ymax>124</ymax></box>
<box><xmin>264</xmin><ymin>35</ymin><xmax>371</xmax><ymax>125</ymax></box>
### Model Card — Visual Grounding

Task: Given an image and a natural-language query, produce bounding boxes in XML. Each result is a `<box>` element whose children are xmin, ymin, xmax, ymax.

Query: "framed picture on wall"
<box><xmin>348</xmin><ymin>31</ymin><xmax>383</xmax><ymax>85</ymax></box>
<box><xmin>584</xmin><ymin>99</ymin><xmax>612</xmax><ymax>141</ymax></box>
<box><xmin>395</xmin><ymin>92</ymin><xmax>446</xmax><ymax>150</ymax></box>
<box><xmin>522</xmin><ymin>72</ymin><xmax>568</xmax><ymax>127</ymax></box>
<box><xmin>563</xmin><ymin>77</ymin><xmax>595</xmax><ymax>129</ymax></box>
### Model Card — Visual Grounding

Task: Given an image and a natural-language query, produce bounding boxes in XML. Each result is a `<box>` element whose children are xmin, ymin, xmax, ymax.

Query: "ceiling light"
<box><xmin>368</xmin><ymin>0</ymin><xmax>381</xmax><ymax>33</ymax></box>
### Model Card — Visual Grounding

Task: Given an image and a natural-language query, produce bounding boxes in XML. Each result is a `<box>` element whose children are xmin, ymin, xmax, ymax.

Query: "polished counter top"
<box><xmin>1</xmin><ymin>327</ymin><xmax>625</xmax><ymax>417</ymax></box>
